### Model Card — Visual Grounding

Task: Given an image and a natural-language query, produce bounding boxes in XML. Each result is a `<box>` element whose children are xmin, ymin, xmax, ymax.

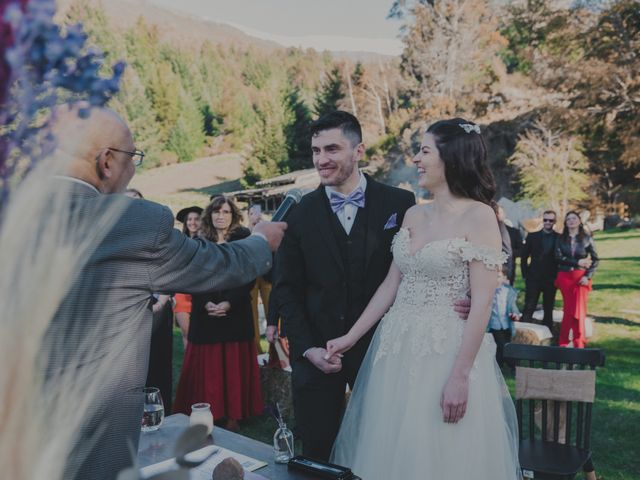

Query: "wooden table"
<box><xmin>137</xmin><ymin>414</ymin><xmax>321</xmax><ymax>479</ymax></box>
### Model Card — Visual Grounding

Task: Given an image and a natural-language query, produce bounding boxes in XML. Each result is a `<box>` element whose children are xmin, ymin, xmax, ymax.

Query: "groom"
<box><xmin>275</xmin><ymin>111</ymin><xmax>415</xmax><ymax>460</ymax></box>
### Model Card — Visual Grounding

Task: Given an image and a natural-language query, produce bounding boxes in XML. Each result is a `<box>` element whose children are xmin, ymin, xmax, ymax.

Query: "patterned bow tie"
<box><xmin>329</xmin><ymin>188</ymin><xmax>365</xmax><ymax>213</ymax></box>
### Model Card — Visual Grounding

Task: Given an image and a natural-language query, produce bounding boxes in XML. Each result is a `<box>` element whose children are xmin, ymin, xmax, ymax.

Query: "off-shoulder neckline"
<box><xmin>397</xmin><ymin>227</ymin><xmax>467</xmax><ymax>257</ymax></box>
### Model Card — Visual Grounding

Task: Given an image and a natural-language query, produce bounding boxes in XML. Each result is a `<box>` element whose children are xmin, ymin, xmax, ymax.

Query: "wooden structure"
<box><xmin>229</xmin><ymin>166</ymin><xmax>377</xmax><ymax>213</ymax></box>
<box><xmin>228</xmin><ymin>168</ymin><xmax>320</xmax><ymax>213</ymax></box>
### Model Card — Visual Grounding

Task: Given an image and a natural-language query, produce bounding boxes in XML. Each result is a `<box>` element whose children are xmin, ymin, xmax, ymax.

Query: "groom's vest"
<box><xmin>327</xmin><ymin>207</ymin><xmax>369</xmax><ymax>331</ymax></box>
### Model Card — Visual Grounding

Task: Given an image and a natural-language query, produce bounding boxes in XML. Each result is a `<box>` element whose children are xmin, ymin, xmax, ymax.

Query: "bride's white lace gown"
<box><xmin>331</xmin><ymin>228</ymin><xmax>521</xmax><ymax>479</ymax></box>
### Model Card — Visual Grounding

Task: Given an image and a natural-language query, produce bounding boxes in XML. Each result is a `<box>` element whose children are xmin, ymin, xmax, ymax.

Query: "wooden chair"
<box><xmin>503</xmin><ymin>344</ymin><xmax>605</xmax><ymax>480</ymax></box>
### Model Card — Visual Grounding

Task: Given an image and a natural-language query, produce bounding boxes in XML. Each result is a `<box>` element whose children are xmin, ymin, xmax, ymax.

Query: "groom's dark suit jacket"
<box><xmin>276</xmin><ymin>175</ymin><xmax>415</xmax><ymax>376</ymax></box>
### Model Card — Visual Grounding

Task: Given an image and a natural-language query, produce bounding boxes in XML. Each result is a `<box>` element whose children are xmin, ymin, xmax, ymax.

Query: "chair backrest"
<box><xmin>504</xmin><ymin>344</ymin><xmax>605</xmax><ymax>449</ymax></box>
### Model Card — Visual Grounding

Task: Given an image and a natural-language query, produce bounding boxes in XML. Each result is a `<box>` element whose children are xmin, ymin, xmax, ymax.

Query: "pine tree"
<box><xmin>284</xmin><ymin>86</ymin><xmax>313</xmax><ymax>171</ymax></box>
<box><xmin>314</xmin><ymin>67</ymin><xmax>345</xmax><ymax>118</ymax></box>
<box><xmin>242</xmin><ymin>98</ymin><xmax>289</xmax><ymax>186</ymax></box>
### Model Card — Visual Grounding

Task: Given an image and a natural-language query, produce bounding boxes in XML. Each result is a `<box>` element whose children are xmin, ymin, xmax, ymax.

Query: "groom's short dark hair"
<box><xmin>311</xmin><ymin>111</ymin><xmax>362</xmax><ymax>147</ymax></box>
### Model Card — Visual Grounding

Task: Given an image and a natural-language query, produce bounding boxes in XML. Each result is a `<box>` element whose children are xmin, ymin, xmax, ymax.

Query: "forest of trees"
<box><xmin>65</xmin><ymin>0</ymin><xmax>639</xmax><ymax>211</ymax></box>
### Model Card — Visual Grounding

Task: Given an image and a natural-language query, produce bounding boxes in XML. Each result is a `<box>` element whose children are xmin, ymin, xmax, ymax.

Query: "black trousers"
<box><xmin>146</xmin><ymin>302</ymin><xmax>173</xmax><ymax>413</ymax></box>
<box><xmin>522</xmin><ymin>279</ymin><xmax>557</xmax><ymax>331</ymax></box>
<box><xmin>291</xmin><ymin>356</ymin><xmax>360</xmax><ymax>461</ymax></box>
<box><xmin>489</xmin><ymin>328</ymin><xmax>512</xmax><ymax>367</ymax></box>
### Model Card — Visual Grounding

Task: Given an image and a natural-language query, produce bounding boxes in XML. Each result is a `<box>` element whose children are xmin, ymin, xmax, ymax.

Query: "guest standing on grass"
<box><xmin>174</xmin><ymin>206</ymin><xmax>204</xmax><ymax>348</ymax></box>
<box><xmin>555</xmin><ymin>211</ymin><xmax>599</xmax><ymax>348</ymax></box>
<box><xmin>521</xmin><ymin>210</ymin><xmax>559</xmax><ymax>331</ymax></box>
<box><xmin>173</xmin><ymin>196</ymin><xmax>263</xmax><ymax>432</ymax></box>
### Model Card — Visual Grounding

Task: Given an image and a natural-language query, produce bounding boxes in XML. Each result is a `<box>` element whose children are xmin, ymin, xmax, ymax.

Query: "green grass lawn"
<box><xmin>570</xmin><ymin>228</ymin><xmax>639</xmax><ymax>479</ymax></box>
<box><xmin>171</xmin><ymin>228</ymin><xmax>640</xmax><ymax>478</ymax></box>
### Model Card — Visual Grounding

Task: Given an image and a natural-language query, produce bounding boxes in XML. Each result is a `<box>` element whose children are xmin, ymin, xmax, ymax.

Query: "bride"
<box><xmin>325</xmin><ymin>119</ymin><xmax>521</xmax><ymax>479</ymax></box>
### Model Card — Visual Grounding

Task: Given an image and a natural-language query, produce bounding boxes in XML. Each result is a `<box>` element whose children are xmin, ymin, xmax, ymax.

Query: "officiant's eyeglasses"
<box><xmin>108</xmin><ymin>147</ymin><xmax>145</xmax><ymax>167</ymax></box>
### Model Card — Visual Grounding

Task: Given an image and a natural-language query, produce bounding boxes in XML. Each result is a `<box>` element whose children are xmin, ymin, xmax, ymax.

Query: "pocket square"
<box><xmin>384</xmin><ymin>213</ymin><xmax>398</xmax><ymax>230</ymax></box>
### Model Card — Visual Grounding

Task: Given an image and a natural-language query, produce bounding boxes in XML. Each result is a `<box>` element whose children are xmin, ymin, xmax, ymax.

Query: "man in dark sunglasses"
<box><xmin>521</xmin><ymin>210</ymin><xmax>559</xmax><ymax>331</ymax></box>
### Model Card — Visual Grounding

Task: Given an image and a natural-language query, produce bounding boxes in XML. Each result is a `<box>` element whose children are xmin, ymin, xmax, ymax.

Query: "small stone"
<box><xmin>212</xmin><ymin>457</ymin><xmax>244</xmax><ymax>480</ymax></box>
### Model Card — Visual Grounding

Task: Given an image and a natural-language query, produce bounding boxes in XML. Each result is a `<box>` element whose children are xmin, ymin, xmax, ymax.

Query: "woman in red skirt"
<box><xmin>174</xmin><ymin>196</ymin><xmax>262</xmax><ymax>431</ymax></box>
<box><xmin>555</xmin><ymin>211</ymin><xmax>599</xmax><ymax>348</ymax></box>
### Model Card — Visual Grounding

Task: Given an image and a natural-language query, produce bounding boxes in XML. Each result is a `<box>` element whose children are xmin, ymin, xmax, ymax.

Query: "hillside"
<box><xmin>56</xmin><ymin>0</ymin><xmax>391</xmax><ymax>62</ymax></box>
<box><xmin>128</xmin><ymin>153</ymin><xmax>244</xmax><ymax>214</ymax></box>
<box><xmin>56</xmin><ymin>0</ymin><xmax>282</xmax><ymax>51</ymax></box>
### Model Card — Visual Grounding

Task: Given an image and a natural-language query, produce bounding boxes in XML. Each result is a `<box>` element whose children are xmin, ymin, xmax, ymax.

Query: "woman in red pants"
<box><xmin>555</xmin><ymin>211</ymin><xmax>599</xmax><ymax>348</ymax></box>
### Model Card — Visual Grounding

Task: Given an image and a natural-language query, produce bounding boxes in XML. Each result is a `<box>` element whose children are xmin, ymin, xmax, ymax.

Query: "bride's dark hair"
<box><xmin>426</xmin><ymin>118</ymin><xmax>496</xmax><ymax>208</ymax></box>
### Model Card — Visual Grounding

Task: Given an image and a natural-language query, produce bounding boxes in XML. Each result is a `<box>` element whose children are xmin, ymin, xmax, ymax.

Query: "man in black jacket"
<box><xmin>521</xmin><ymin>210</ymin><xmax>559</xmax><ymax>330</ymax></box>
<box><xmin>274</xmin><ymin>111</ymin><xmax>416</xmax><ymax>460</ymax></box>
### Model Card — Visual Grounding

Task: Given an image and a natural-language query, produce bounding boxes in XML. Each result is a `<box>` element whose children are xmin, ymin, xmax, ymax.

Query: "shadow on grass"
<box><xmin>594</xmin><ymin>316</ymin><xmax>640</xmax><ymax>328</ymax></box>
<box><xmin>591</xmin><ymin>333</ymin><xmax>640</xmax><ymax>351</ymax></box>
<box><xmin>592</xmin><ymin>284</ymin><xmax>640</xmax><ymax>291</ymax></box>
<box><xmin>591</xmin><ymin>401</ymin><xmax>640</xmax><ymax>476</ymax></box>
<box><xmin>595</xmin><ymin>234</ymin><xmax>640</xmax><ymax>242</ymax></box>
<box><xmin>179</xmin><ymin>179</ymin><xmax>243</xmax><ymax>198</ymax></box>
<box><xmin>600</xmin><ymin>256</ymin><xmax>640</xmax><ymax>262</ymax></box>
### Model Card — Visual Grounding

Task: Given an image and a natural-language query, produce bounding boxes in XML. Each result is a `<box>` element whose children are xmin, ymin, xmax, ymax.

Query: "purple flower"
<box><xmin>1</xmin><ymin>0</ymin><xmax>126</xmax><ymax>216</ymax></box>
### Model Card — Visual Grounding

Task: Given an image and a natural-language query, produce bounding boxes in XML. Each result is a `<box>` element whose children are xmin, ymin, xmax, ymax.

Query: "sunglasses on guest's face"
<box><xmin>543</xmin><ymin>218</ymin><xmax>556</xmax><ymax>223</ymax></box>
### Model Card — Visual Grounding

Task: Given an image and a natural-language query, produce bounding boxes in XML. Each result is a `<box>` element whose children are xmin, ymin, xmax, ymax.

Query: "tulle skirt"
<box><xmin>331</xmin><ymin>311</ymin><xmax>521</xmax><ymax>479</ymax></box>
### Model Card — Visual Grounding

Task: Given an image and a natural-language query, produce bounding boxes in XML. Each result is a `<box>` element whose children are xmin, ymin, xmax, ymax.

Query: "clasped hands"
<box><xmin>204</xmin><ymin>301</ymin><xmax>230</xmax><ymax>317</ymax></box>
<box><xmin>307</xmin><ymin>297</ymin><xmax>472</xmax><ymax>375</ymax></box>
<box><xmin>577</xmin><ymin>259</ymin><xmax>592</xmax><ymax>286</ymax></box>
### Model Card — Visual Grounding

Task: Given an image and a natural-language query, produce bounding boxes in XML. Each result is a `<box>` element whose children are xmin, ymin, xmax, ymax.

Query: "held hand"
<box><xmin>325</xmin><ymin>335</ymin><xmax>355</xmax><ymax>359</ymax></box>
<box><xmin>440</xmin><ymin>374</ymin><xmax>469</xmax><ymax>424</ymax></box>
<box><xmin>266</xmin><ymin>325</ymin><xmax>278</xmax><ymax>343</ymax></box>
<box><xmin>579</xmin><ymin>276</ymin><xmax>590</xmax><ymax>286</ymax></box>
<box><xmin>305</xmin><ymin>347</ymin><xmax>342</xmax><ymax>374</ymax></box>
<box><xmin>453</xmin><ymin>297</ymin><xmax>471</xmax><ymax>320</ymax></box>
<box><xmin>253</xmin><ymin>221</ymin><xmax>288</xmax><ymax>252</ymax></box>
<box><xmin>578</xmin><ymin>258</ymin><xmax>592</xmax><ymax>268</ymax></box>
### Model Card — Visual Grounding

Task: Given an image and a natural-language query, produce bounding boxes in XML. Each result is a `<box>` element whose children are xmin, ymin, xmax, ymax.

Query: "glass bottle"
<box><xmin>273</xmin><ymin>423</ymin><xmax>294</xmax><ymax>463</ymax></box>
<box><xmin>190</xmin><ymin>402</ymin><xmax>214</xmax><ymax>436</ymax></box>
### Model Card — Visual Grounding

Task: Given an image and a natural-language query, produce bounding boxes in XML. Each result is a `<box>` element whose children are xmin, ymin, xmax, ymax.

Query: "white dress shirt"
<box><xmin>324</xmin><ymin>172</ymin><xmax>367</xmax><ymax>235</ymax></box>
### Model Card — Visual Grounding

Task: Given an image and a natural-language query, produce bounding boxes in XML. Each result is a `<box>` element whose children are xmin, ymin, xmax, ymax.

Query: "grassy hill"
<box><xmin>128</xmin><ymin>153</ymin><xmax>244</xmax><ymax>214</ymax></box>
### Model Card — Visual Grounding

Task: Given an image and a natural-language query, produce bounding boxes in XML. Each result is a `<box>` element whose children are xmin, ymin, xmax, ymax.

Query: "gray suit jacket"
<box><xmin>46</xmin><ymin>180</ymin><xmax>271</xmax><ymax>480</ymax></box>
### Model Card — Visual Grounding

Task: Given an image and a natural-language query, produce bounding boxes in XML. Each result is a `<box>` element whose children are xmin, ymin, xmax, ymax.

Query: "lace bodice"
<box><xmin>373</xmin><ymin>228</ymin><xmax>506</xmax><ymax>369</ymax></box>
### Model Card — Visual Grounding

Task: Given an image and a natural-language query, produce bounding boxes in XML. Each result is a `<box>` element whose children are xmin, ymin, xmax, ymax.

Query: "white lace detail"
<box><xmin>374</xmin><ymin>228</ymin><xmax>503</xmax><ymax>379</ymax></box>
<box><xmin>458</xmin><ymin>242</ymin><xmax>507</xmax><ymax>271</ymax></box>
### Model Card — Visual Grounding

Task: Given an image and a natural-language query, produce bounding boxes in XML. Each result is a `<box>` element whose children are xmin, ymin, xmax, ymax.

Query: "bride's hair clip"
<box><xmin>459</xmin><ymin>123</ymin><xmax>480</xmax><ymax>134</ymax></box>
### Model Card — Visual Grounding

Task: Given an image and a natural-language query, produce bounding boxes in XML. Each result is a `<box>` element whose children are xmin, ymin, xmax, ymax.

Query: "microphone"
<box><xmin>271</xmin><ymin>188</ymin><xmax>303</xmax><ymax>222</ymax></box>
